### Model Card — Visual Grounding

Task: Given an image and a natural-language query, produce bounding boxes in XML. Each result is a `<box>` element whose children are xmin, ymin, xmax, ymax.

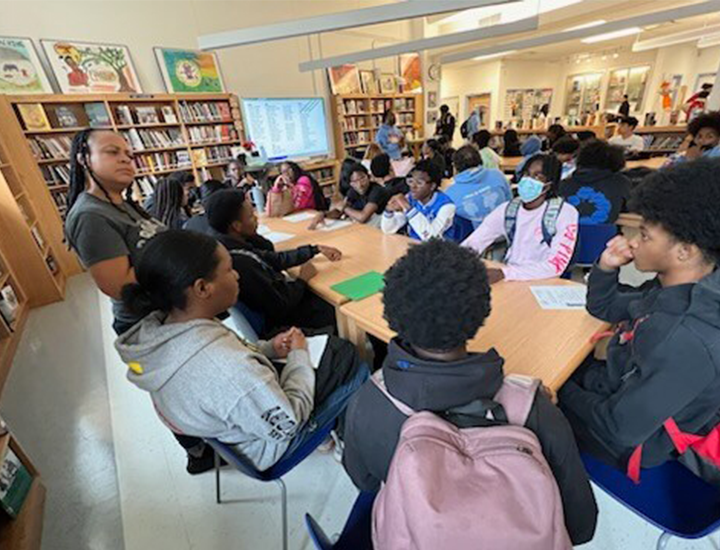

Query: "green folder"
<box><xmin>331</xmin><ymin>271</ymin><xmax>385</xmax><ymax>301</ymax></box>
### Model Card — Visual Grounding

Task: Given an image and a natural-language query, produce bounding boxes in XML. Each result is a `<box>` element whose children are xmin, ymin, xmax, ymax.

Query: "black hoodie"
<box><xmin>343</xmin><ymin>339</ymin><xmax>598</xmax><ymax>545</ymax></box>
<box><xmin>559</xmin><ymin>168</ymin><xmax>631</xmax><ymax>225</ymax></box>
<box><xmin>560</xmin><ymin>266</ymin><xmax>720</xmax><ymax>471</ymax></box>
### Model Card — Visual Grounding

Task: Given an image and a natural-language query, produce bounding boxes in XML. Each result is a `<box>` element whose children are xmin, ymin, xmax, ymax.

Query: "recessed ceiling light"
<box><xmin>582</xmin><ymin>27</ymin><xmax>642</xmax><ymax>44</ymax></box>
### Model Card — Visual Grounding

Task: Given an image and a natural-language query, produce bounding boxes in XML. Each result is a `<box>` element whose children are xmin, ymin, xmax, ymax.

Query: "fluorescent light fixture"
<box><xmin>564</xmin><ymin>20</ymin><xmax>607</xmax><ymax>32</ymax></box>
<box><xmin>198</xmin><ymin>0</ymin><xmax>513</xmax><ymax>50</ymax></box>
<box><xmin>582</xmin><ymin>27</ymin><xmax>642</xmax><ymax>44</ymax></box>
<box><xmin>633</xmin><ymin>23</ymin><xmax>720</xmax><ymax>51</ymax></box>
<box><xmin>441</xmin><ymin>1</ymin><xmax>720</xmax><ymax>64</ymax></box>
<box><xmin>473</xmin><ymin>49</ymin><xmax>517</xmax><ymax>61</ymax></box>
<box><xmin>698</xmin><ymin>33</ymin><xmax>720</xmax><ymax>48</ymax></box>
<box><xmin>435</xmin><ymin>0</ymin><xmax>580</xmax><ymax>26</ymax></box>
<box><xmin>298</xmin><ymin>16</ymin><xmax>538</xmax><ymax>72</ymax></box>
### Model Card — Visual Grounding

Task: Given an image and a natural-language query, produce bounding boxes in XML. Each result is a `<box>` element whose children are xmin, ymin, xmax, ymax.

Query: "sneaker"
<box><xmin>186</xmin><ymin>446</ymin><xmax>227</xmax><ymax>475</ymax></box>
<box><xmin>316</xmin><ymin>435</ymin><xmax>335</xmax><ymax>454</ymax></box>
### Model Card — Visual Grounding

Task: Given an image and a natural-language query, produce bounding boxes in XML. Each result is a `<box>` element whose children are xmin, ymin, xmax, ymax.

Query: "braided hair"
<box><xmin>67</xmin><ymin>129</ymin><xmax>152</xmax><ymax>228</ymax></box>
<box><xmin>148</xmin><ymin>177</ymin><xmax>185</xmax><ymax>229</ymax></box>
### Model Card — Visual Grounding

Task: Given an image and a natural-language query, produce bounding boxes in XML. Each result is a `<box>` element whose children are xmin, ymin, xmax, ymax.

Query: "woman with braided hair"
<box><xmin>147</xmin><ymin>176</ymin><xmax>189</xmax><ymax>230</ymax></box>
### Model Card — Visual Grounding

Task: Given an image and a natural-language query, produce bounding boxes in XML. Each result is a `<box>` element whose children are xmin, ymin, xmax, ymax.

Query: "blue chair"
<box><xmin>233</xmin><ymin>301</ymin><xmax>265</xmax><ymax>337</ymax></box>
<box><xmin>206</xmin><ymin>419</ymin><xmax>336</xmax><ymax>550</ymax></box>
<box><xmin>582</xmin><ymin>453</ymin><xmax>720</xmax><ymax>550</ymax></box>
<box><xmin>305</xmin><ymin>491</ymin><xmax>376</xmax><ymax>550</ymax></box>
<box><xmin>576</xmin><ymin>223</ymin><xmax>618</xmax><ymax>266</ymax></box>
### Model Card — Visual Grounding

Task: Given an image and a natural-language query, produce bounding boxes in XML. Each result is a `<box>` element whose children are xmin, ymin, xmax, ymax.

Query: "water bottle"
<box><xmin>251</xmin><ymin>186</ymin><xmax>265</xmax><ymax>213</ymax></box>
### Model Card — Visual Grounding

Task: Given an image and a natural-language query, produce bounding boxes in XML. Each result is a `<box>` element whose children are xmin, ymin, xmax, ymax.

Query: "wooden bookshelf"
<box><xmin>3</xmin><ymin>93</ymin><xmax>246</xmax><ymax>224</ymax></box>
<box><xmin>633</xmin><ymin>125</ymin><xmax>687</xmax><ymax>156</ymax></box>
<box><xmin>0</xmin><ymin>245</ymin><xmax>30</xmax><ymax>392</ymax></box>
<box><xmin>491</xmin><ymin>123</ymin><xmax>616</xmax><ymax>140</ymax></box>
<box><xmin>0</xmin><ymin>432</ymin><xmax>46</xmax><ymax>550</ymax></box>
<box><xmin>329</xmin><ymin>93</ymin><xmax>423</xmax><ymax>159</ymax></box>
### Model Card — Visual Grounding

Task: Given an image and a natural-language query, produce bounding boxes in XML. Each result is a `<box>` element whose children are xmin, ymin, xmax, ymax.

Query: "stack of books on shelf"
<box><xmin>187</xmin><ymin>124</ymin><xmax>238</xmax><ymax>144</ymax></box>
<box><xmin>201</xmin><ymin>145</ymin><xmax>234</xmax><ymax>165</ymax></box>
<box><xmin>133</xmin><ymin>151</ymin><xmax>191</xmax><ymax>175</ymax></box>
<box><xmin>343</xmin><ymin>131</ymin><xmax>370</xmax><ymax>147</ymax></box>
<box><xmin>341</xmin><ymin>117</ymin><xmax>368</xmax><ymax>131</ymax></box>
<box><xmin>28</xmin><ymin>136</ymin><xmax>72</xmax><ymax>160</ymax></box>
<box><xmin>40</xmin><ymin>164</ymin><xmax>71</xmax><ymax>188</ymax></box>
<box><xmin>123</xmin><ymin>128</ymin><xmax>185</xmax><ymax>151</ymax></box>
<box><xmin>644</xmin><ymin>134</ymin><xmax>684</xmax><ymax>152</ymax></box>
<box><xmin>115</xmin><ymin>104</ymin><xmax>178</xmax><ymax>126</ymax></box>
<box><xmin>343</xmin><ymin>100</ymin><xmax>366</xmax><ymax>115</ymax></box>
<box><xmin>393</xmin><ymin>98</ymin><xmax>415</xmax><ymax>111</ymax></box>
<box><xmin>179</xmin><ymin>101</ymin><xmax>232</xmax><ymax>122</ymax></box>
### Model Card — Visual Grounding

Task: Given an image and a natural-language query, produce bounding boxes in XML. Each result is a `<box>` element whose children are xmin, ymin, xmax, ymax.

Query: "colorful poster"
<box><xmin>327</xmin><ymin>64</ymin><xmax>362</xmax><ymax>95</ymax></box>
<box><xmin>41</xmin><ymin>39</ymin><xmax>142</xmax><ymax>94</ymax></box>
<box><xmin>399</xmin><ymin>53</ymin><xmax>422</xmax><ymax>93</ymax></box>
<box><xmin>154</xmin><ymin>48</ymin><xmax>225</xmax><ymax>93</ymax></box>
<box><xmin>0</xmin><ymin>37</ymin><xmax>53</xmax><ymax>94</ymax></box>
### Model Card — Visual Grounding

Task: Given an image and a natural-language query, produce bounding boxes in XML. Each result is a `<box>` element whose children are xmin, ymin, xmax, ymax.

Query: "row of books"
<box><xmin>115</xmin><ymin>104</ymin><xmax>178</xmax><ymax>126</ymax></box>
<box><xmin>135</xmin><ymin>175</ymin><xmax>160</xmax><ymax>197</ymax></box>
<box><xmin>315</xmin><ymin>167</ymin><xmax>335</xmax><ymax>183</ymax></box>
<box><xmin>134</xmin><ymin>151</ymin><xmax>191</xmax><ymax>174</ymax></box>
<box><xmin>187</xmin><ymin>124</ymin><xmax>239</xmax><ymax>145</ymax></box>
<box><xmin>123</xmin><ymin>128</ymin><xmax>185</xmax><ymax>151</ymax></box>
<box><xmin>393</xmin><ymin>98</ymin><xmax>415</xmax><ymax>111</ymax></box>
<box><xmin>51</xmin><ymin>191</ymin><xmax>68</xmax><ymax>215</ymax></box>
<box><xmin>397</xmin><ymin>113</ymin><xmax>415</xmax><ymax>126</ymax></box>
<box><xmin>192</xmin><ymin>145</ymin><xmax>234</xmax><ymax>166</ymax></box>
<box><xmin>15</xmin><ymin>102</ymin><xmax>111</xmax><ymax>132</ymax></box>
<box><xmin>643</xmin><ymin>134</ymin><xmax>684</xmax><ymax>151</ymax></box>
<box><xmin>178</xmin><ymin>101</ymin><xmax>232</xmax><ymax>122</ymax></box>
<box><xmin>341</xmin><ymin>117</ymin><xmax>369</xmax><ymax>131</ymax></box>
<box><xmin>29</xmin><ymin>136</ymin><xmax>72</xmax><ymax>160</ymax></box>
<box><xmin>343</xmin><ymin>131</ymin><xmax>371</xmax><ymax>147</ymax></box>
<box><xmin>342</xmin><ymin>99</ymin><xmax>368</xmax><ymax>115</ymax></box>
<box><xmin>41</xmin><ymin>164</ymin><xmax>70</xmax><ymax>187</ymax></box>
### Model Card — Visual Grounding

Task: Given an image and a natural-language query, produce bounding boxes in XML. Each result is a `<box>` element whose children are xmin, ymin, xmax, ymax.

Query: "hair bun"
<box><xmin>120</xmin><ymin>282</ymin><xmax>156</xmax><ymax>318</ymax></box>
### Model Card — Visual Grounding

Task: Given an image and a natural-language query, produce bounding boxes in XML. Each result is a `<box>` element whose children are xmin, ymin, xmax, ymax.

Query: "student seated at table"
<box><xmin>609</xmin><ymin>116</ymin><xmax>645</xmax><ymax>153</ymax></box>
<box><xmin>546</xmin><ymin>123</ymin><xmax>568</xmax><ymax>151</ymax></box>
<box><xmin>310</xmin><ymin>163</ymin><xmax>386</xmax><ymax>229</ymax></box>
<box><xmin>271</xmin><ymin>161</ymin><xmax>328</xmax><ymax>212</ymax></box>
<box><xmin>183</xmin><ymin>180</ymin><xmax>228</xmax><ymax>235</ymax></box>
<box><xmin>552</xmin><ymin>136</ymin><xmax>580</xmax><ymax>180</ymax></box>
<box><xmin>670</xmin><ymin>111</ymin><xmax>720</xmax><ymax>165</ymax></box>
<box><xmin>502</xmin><ymin>128</ymin><xmax>522</xmax><ymax>157</ymax></box>
<box><xmin>462</xmin><ymin>153</ymin><xmax>579</xmax><ymax>283</ymax></box>
<box><xmin>116</xmin><ymin>229</ymin><xmax>368</xmax><ymax>472</ymax></box>
<box><xmin>559</xmin><ymin>140</ymin><xmax>631</xmax><ymax>225</ymax></box>
<box><xmin>370</xmin><ymin>153</ymin><xmax>408</xmax><ymax>200</ymax></box>
<box><xmin>421</xmin><ymin>138</ymin><xmax>446</xmax><ymax>176</ymax></box>
<box><xmin>515</xmin><ymin>134</ymin><xmax>543</xmax><ymax>178</ymax></box>
<box><xmin>381</xmin><ymin>159</ymin><xmax>464</xmax><ymax>242</ymax></box>
<box><xmin>206</xmin><ymin>190</ymin><xmax>341</xmax><ymax>335</ymax></box>
<box><xmin>342</xmin><ymin>239</ymin><xmax>598</xmax><ymax>545</ymax></box>
<box><xmin>445</xmin><ymin>145</ymin><xmax>511</xmax><ymax>229</ymax></box>
<box><xmin>144</xmin><ymin>170</ymin><xmax>196</xmax><ymax>214</ymax></box>
<box><xmin>559</xmin><ymin>159</ymin><xmax>720</xmax><ymax>484</ymax></box>
<box><xmin>147</xmin><ymin>177</ymin><xmax>190</xmax><ymax>230</ymax></box>
<box><xmin>471</xmin><ymin>129</ymin><xmax>501</xmax><ymax>170</ymax></box>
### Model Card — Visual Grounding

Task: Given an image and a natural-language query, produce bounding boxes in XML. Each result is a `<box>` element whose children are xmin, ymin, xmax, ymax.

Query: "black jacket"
<box><xmin>560</xmin><ymin>266</ymin><xmax>720</xmax><ymax>469</ymax></box>
<box><xmin>343</xmin><ymin>340</ymin><xmax>598</xmax><ymax>545</ymax></box>
<box><xmin>559</xmin><ymin>168</ymin><xmax>631</xmax><ymax>224</ymax></box>
<box><xmin>212</xmin><ymin>231</ymin><xmax>319</xmax><ymax>332</ymax></box>
<box><xmin>435</xmin><ymin>112</ymin><xmax>456</xmax><ymax>141</ymax></box>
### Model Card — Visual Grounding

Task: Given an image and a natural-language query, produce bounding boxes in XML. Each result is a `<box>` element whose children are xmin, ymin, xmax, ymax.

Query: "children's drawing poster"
<box><xmin>41</xmin><ymin>39</ymin><xmax>143</xmax><ymax>94</ymax></box>
<box><xmin>399</xmin><ymin>53</ymin><xmax>422</xmax><ymax>93</ymax></box>
<box><xmin>0</xmin><ymin>37</ymin><xmax>53</xmax><ymax>94</ymax></box>
<box><xmin>154</xmin><ymin>48</ymin><xmax>226</xmax><ymax>93</ymax></box>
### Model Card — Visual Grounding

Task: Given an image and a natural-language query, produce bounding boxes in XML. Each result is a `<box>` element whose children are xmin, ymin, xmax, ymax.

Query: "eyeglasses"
<box><xmin>350</xmin><ymin>174</ymin><xmax>368</xmax><ymax>183</ymax></box>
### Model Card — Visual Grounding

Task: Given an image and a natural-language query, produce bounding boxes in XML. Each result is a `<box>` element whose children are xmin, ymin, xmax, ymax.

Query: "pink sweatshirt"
<box><xmin>462</xmin><ymin>200</ymin><xmax>579</xmax><ymax>280</ymax></box>
<box><xmin>291</xmin><ymin>176</ymin><xmax>316</xmax><ymax>210</ymax></box>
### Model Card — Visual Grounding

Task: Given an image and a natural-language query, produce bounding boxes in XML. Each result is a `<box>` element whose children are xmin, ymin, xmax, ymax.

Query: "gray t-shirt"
<box><xmin>65</xmin><ymin>193</ymin><xmax>165</xmax><ymax>329</ymax></box>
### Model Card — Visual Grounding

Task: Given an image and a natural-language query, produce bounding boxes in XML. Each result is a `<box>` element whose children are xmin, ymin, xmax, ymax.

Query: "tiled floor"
<box><xmin>3</xmin><ymin>271</ymin><xmax>720</xmax><ymax>549</ymax></box>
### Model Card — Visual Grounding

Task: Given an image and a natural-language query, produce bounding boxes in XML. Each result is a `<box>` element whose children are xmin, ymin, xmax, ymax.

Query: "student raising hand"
<box><xmin>599</xmin><ymin>235</ymin><xmax>635</xmax><ymax>271</ymax></box>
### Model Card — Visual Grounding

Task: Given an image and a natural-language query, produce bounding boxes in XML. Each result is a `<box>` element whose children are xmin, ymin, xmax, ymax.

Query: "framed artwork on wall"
<box><xmin>379</xmin><ymin>73</ymin><xmax>397</xmax><ymax>94</ymax></box>
<box><xmin>327</xmin><ymin>64</ymin><xmax>362</xmax><ymax>95</ymax></box>
<box><xmin>360</xmin><ymin>70</ymin><xmax>378</xmax><ymax>94</ymax></box>
<box><xmin>0</xmin><ymin>37</ymin><xmax>53</xmax><ymax>94</ymax></box>
<box><xmin>428</xmin><ymin>91</ymin><xmax>438</xmax><ymax>109</ymax></box>
<box><xmin>41</xmin><ymin>39</ymin><xmax>142</xmax><ymax>94</ymax></box>
<box><xmin>399</xmin><ymin>53</ymin><xmax>422</xmax><ymax>93</ymax></box>
<box><xmin>154</xmin><ymin>48</ymin><xmax>226</xmax><ymax>93</ymax></box>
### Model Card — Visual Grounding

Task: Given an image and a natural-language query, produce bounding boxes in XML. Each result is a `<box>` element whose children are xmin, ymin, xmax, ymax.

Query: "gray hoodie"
<box><xmin>115</xmin><ymin>312</ymin><xmax>315</xmax><ymax>471</ymax></box>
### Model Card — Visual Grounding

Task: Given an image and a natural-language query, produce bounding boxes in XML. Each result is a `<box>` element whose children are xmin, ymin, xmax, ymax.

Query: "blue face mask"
<box><xmin>518</xmin><ymin>176</ymin><xmax>547</xmax><ymax>203</ymax></box>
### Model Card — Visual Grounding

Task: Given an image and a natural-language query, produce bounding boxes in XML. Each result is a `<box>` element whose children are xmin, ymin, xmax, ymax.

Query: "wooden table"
<box><xmin>500</xmin><ymin>156</ymin><xmax>523</xmax><ymax>173</ymax></box>
<box><xmin>340</xmin><ymin>277</ymin><xmax>609</xmax><ymax>391</ymax></box>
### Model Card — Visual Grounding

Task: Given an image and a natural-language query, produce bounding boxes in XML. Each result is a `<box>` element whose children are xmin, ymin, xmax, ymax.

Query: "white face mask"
<box><xmin>517</xmin><ymin>176</ymin><xmax>548</xmax><ymax>203</ymax></box>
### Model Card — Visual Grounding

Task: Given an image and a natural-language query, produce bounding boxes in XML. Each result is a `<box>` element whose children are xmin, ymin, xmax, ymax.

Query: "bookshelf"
<box><xmin>632</xmin><ymin>125</ymin><xmax>687</xmax><ymax>156</ymax></box>
<box><xmin>329</xmin><ymin>93</ymin><xmax>424</xmax><ymax>159</ymax></box>
<box><xmin>4</xmin><ymin>93</ymin><xmax>245</xmax><ymax>222</ymax></box>
<box><xmin>0</xmin><ymin>241</ymin><xmax>30</xmax><ymax>392</ymax></box>
<box><xmin>0</xmin><ymin>430</ymin><xmax>46</xmax><ymax>550</ymax></box>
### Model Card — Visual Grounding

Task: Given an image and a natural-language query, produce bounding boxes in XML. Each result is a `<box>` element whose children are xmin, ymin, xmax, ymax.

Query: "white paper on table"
<box><xmin>265</xmin><ymin>231</ymin><xmax>296</xmax><ymax>244</ymax></box>
<box><xmin>318</xmin><ymin>219</ymin><xmax>353</xmax><ymax>232</ymax></box>
<box><xmin>530</xmin><ymin>285</ymin><xmax>587</xmax><ymax>310</ymax></box>
<box><xmin>283</xmin><ymin>212</ymin><xmax>317</xmax><ymax>223</ymax></box>
<box><xmin>275</xmin><ymin>334</ymin><xmax>328</xmax><ymax>370</ymax></box>
<box><xmin>257</xmin><ymin>224</ymin><xmax>271</xmax><ymax>235</ymax></box>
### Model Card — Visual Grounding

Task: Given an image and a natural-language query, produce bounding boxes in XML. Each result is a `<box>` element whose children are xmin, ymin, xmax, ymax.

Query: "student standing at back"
<box><xmin>462</xmin><ymin>154</ymin><xmax>579</xmax><ymax>282</ymax></box>
<box><xmin>435</xmin><ymin>104</ymin><xmax>456</xmax><ymax>143</ymax></box>
<box><xmin>342</xmin><ymin>239</ymin><xmax>598</xmax><ymax>546</ymax></box>
<box><xmin>559</xmin><ymin>159</ymin><xmax>720</xmax><ymax>484</ymax></box>
<box><xmin>618</xmin><ymin>94</ymin><xmax>631</xmax><ymax>117</ymax></box>
<box><xmin>445</xmin><ymin>145</ymin><xmax>511</xmax><ymax>229</ymax></box>
<box><xmin>609</xmin><ymin>116</ymin><xmax>645</xmax><ymax>152</ymax></box>
<box><xmin>375</xmin><ymin>112</ymin><xmax>405</xmax><ymax>160</ymax></box>
<box><xmin>381</xmin><ymin>160</ymin><xmax>462</xmax><ymax>242</ymax></box>
<box><xmin>560</xmin><ymin>140</ymin><xmax>631</xmax><ymax>225</ymax></box>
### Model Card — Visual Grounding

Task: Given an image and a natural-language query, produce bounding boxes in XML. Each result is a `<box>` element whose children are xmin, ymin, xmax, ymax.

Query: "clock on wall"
<box><xmin>428</xmin><ymin>63</ymin><xmax>442</xmax><ymax>82</ymax></box>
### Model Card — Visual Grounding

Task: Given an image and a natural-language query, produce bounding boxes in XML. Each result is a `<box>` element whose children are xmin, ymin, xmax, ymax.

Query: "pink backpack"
<box><xmin>371</xmin><ymin>371</ymin><xmax>572</xmax><ymax>550</ymax></box>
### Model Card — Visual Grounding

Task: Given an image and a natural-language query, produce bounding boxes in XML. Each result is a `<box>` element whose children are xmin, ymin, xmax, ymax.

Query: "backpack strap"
<box><xmin>492</xmin><ymin>375</ymin><xmax>541</xmax><ymax>427</ymax></box>
<box><xmin>371</xmin><ymin>370</ymin><xmax>416</xmax><ymax>417</ymax></box>
<box><xmin>540</xmin><ymin>197</ymin><xmax>565</xmax><ymax>246</ymax></box>
<box><xmin>503</xmin><ymin>198</ymin><xmax>522</xmax><ymax>251</ymax></box>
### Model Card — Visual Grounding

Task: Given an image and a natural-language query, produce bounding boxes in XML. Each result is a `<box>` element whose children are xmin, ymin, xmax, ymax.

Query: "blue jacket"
<box><xmin>515</xmin><ymin>135</ymin><xmax>544</xmax><ymax>176</ymax></box>
<box><xmin>376</xmin><ymin>124</ymin><xmax>403</xmax><ymax>160</ymax></box>
<box><xmin>445</xmin><ymin>167</ymin><xmax>512</xmax><ymax>228</ymax></box>
<box><xmin>466</xmin><ymin>112</ymin><xmax>480</xmax><ymax>138</ymax></box>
